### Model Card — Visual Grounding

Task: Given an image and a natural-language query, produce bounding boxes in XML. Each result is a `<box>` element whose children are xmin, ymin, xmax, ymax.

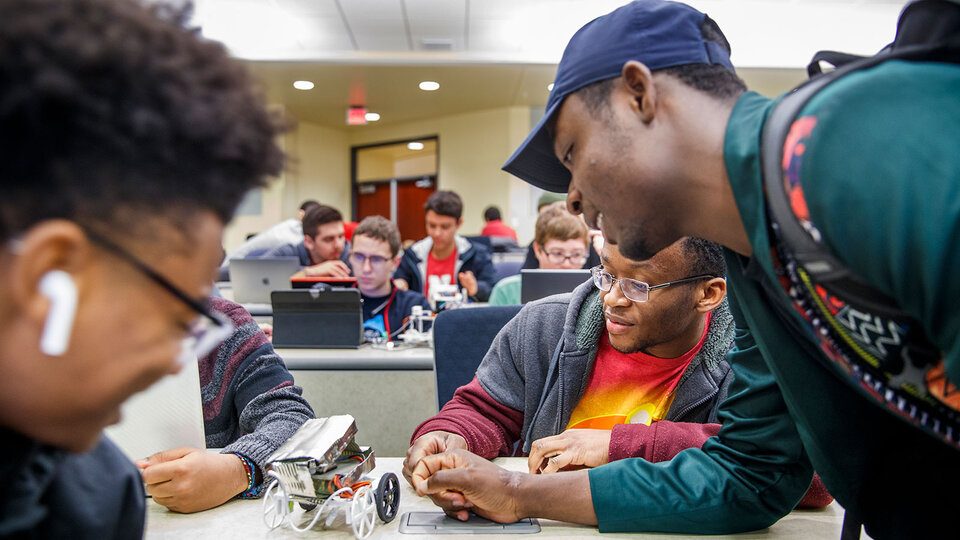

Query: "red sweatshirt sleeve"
<box><xmin>609</xmin><ymin>421</ymin><xmax>834</xmax><ymax>508</ymax></box>
<box><xmin>609</xmin><ymin>421</ymin><xmax>720</xmax><ymax>462</ymax></box>
<box><xmin>410</xmin><ymin>377</ymin><xmax>524</xmax><ymax>459</ymax></box>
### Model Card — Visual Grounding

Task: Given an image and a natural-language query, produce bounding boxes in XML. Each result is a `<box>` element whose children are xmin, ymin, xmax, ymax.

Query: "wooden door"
<box><xmin>395</xmin><ymin>177</ymin><xmax>435</xmax><ymax>244</ymax></box>
<box><xmin>355</xmin><ymin>182</ymin><xmax>391</xmax><ymax>222</ymax></box>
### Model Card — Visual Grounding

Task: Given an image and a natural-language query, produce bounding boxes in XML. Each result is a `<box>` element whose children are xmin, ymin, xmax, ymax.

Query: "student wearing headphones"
<box><xmin>349</xmin><ymin>216</ymin><xmax>431</xmax><ymax>342</ymax></box>
<box><xmin>0</xmin><ymin>0</ymin><xmax>284</xmax><ymax>536</ymax></box>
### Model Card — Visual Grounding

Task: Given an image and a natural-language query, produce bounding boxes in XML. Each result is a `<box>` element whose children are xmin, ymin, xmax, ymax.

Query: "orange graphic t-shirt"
<box><xmin>566</xmin><ymin>313</ymin><xmax>711</xmax><ymax>430</ymax></box>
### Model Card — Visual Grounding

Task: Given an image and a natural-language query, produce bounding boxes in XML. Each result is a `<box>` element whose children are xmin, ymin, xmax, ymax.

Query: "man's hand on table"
<box><xmin>404</xmin><ymin>431</ymin><xmax>469</xmax><ymax>512</ymax></box>
<box><xmin>528</xmin><ymin>429</ymin><xmax>611</xmax><ymax>474</ymax></box>
<box><xmin>304</xmin><ymin>259</ymin><xmax>351</xmax><ymax>277</ymax></box>
<box><xmin>410</xmin><ymin>449</ymin><xmax>523</xmax><ymax>523</ymax></box>
<box><xmin>137</xmin><ymin>447</ymin><xmax>249</xmax><ymax>513</ymax></box>
<box><xmin>404</xmin><ymin>431</ymin><xmax>468</xmax><ymax>484</ymax></box>
<box><xmin>410</xmin><ymin>450</ymin><xmax>598</xmax><ymax>526</ymax></box>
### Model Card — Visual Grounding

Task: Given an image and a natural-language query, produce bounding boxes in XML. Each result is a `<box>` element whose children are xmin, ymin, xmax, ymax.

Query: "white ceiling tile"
<box><xmin>296</xmin><ymin>15</ymin><xmax>356</xmax><ymax>50</ymax></box>
<box><xmin>406</xmin><ymin>0</ymin><xmax>466</xmax><ymax>50</ymax></box>
<box><xmin>339</xmin><ymin>0</ymin><xmax>410</xmax><ymax>50</ymax></box>
<box><xmin>273</xmin><ymin>0</ymin><xmax>341</xmax><ymax>17</ymax></box>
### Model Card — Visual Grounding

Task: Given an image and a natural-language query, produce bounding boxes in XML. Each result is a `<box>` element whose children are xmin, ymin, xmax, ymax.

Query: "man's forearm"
<box><xmin>516</xmin><ymin>470</ymin><xmax>597</xmax><ymax>525</ymax></box>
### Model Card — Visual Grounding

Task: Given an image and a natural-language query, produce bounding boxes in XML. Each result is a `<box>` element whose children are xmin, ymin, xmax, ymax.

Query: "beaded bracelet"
<box><xmin>234</xmin><ymin>453</ymin><xmax>261</xmax><ymax>499</ymax></box>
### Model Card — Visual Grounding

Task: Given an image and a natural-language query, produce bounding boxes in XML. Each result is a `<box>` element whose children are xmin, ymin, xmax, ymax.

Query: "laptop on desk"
<box><xmin>520</xmin><ymin>269</ymin><xmax>592</xmax><ymax>303</ymax></box>
<box><xmin>104</xmin><ymin>360</ymin><xmax>206</xmax><ymax>462</ymax></box>
<box><xmin>290</xmin><ymin>276</ymin><xmax>357</xmax><ymax>289</ymax></box>
<box><xmin>229</xmin><ymin>257</ymin><xmax>300</xmax><ymax>308</ymax></box>
<box><xmin>271</xmin><ymin>289</ymin><xmax>364</xmax><ymax>349</ymax></box>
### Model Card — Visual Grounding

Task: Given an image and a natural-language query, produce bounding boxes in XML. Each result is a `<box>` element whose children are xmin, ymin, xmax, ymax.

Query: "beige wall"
<box><xmin>348</xmin><ymin>106</ymin><xmax>533</xmax><ymax>239</ymax></box>
<box><xmin>394</xmin><ymin>153</ymin><xmax>436</xmax><ymax>178</ymax></box>
<box><xmin>224</xmin><ymin>104</ymin><xmax>539</xmax><ymax>252</ymax></box>
<box><xmin>222</xmin><ymin>119</ymin><xmax>351</xmax><ymax>252</ymax></box>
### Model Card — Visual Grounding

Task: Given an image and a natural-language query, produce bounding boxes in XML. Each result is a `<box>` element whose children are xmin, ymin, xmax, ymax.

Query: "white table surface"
<box><xmin>145</xmin><ymin>457</ymin><xmax>851</xmax><ymax>539</ymax></box>
<box><xmin>277</xmin><ymin>344</ymin><xmax>434</xmax><ymax>370</ymax></box>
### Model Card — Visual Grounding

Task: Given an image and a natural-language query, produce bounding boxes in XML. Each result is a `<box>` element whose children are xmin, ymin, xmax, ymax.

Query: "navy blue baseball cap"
<box><xmin>502</xmin><ymin>0</ymin><xmax>735</xmax><ymax>192</ymax></box>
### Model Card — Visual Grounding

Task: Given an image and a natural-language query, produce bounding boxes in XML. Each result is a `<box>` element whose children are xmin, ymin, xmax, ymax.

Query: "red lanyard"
<box><xmin>356</xmin><ymin>282</ymin><xmax>398</xmax><ymax>340</ymax></box>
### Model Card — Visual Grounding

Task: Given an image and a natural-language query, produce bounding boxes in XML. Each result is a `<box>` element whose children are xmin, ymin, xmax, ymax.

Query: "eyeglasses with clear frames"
<box><xmin>84</xmin><ymin>230</ymin><xmax>233</xmax><ymax>364</ymax></box>
<box><xmin>545</xmin><ymin>250</ymin><xmax>588</xmax><ymax>265</ymax></box>
<box><xmin>590</xmin><ymin>265</ymin><xmax>717</xmax><ymax>303</ymax></box>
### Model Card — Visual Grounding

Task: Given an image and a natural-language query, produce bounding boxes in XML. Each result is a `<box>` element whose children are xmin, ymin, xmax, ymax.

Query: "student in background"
<box><xmin>522</xmin><ymin>200</ymin><xmax>600</xmax><ymax>270</ymax></box>
<box><xmin>480</xmin><ymin>206</ymin><xmax>518</xmax><ymax>242</ymax></box>
<box><xmin>489</xmin><ymin>206</ymin><xmax>590</xmax><ymax>305</ymax></box>
<box><xmin>349</xmin><ymin>216</ymin><xmax>431</xmax><ymax>342</ymax></box>
<box><xmin>394</xmin><ymin>191</ymin><xmax>497</xmax><ymax>302</ymax></box>
<box><xmin>222</xmin><ymin>199</ymin><xmax>320</xmax><ymax>264</ymax></box>
<box><xmin>0</xmin><ymin>0</ymin><xmax>285</xmax><ymax>536</ymax></box>
<box><xmin>267</xmin><ymin>205</ymin><xmax>351</xmax><ymax>278</ymax></box>
<box><xmin>138</xmin><ymin>298</ymin><xmax>314</xmax><ymax>513</ymax></box>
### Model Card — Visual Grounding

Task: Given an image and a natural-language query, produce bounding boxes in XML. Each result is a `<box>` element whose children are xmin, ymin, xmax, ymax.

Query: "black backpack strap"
<box><xmin>807</xmin><ymin>51</ymin><xmax>868</xmax><ymax>77</ymax></box>
<box><xmin>761</xmin><ymin>0</ymin><xmax>960</xmax><ymax>319</ymax></box>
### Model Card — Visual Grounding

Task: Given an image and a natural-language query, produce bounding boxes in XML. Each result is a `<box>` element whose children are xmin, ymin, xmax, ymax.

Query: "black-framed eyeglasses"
<box><xmin>544</xmin><ymin>250</ymin><xmax>588</xmax><ymax>265</ymax></box>
<box><xmin>84</xmin><ymin>229</ymin><xmax>233</xmax><ymax>362</ymax></box>
<box><xmin>589</xmin><ymin>265</ymin><xmax>718</xmax><ymax>303</ymax></box>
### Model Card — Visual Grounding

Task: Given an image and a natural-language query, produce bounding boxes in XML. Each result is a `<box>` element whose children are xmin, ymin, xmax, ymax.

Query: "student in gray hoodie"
<box><xmin>406</xmin><ymin>238</ymin><xmax>831</xmax><ymax>513</ymax></box>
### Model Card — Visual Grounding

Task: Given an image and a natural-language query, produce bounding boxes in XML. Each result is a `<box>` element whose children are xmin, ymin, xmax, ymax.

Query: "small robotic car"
<box><xmin>261</xmin><ymin>415</ymin><xmax>401</xmax><ymax>538</ymax></box>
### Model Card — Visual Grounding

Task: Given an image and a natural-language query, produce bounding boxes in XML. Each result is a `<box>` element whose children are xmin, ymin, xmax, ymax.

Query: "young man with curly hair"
<box><xmin>0</xmin><ymin>0</ymin><xmax>285</xmax><ymax>536</ymax></box>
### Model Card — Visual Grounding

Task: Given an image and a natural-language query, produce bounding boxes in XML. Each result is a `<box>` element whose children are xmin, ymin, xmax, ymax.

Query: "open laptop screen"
<box><xmin>271</xmin><ymin>289</ymin><xmax>363</xmax><ymax>349</ymax></box>
<box><xmin>520</xmin><ymin>269</ymin><xmax>591</xmax><ymax>303</ymax></box>
<box><xmin>104</xmin><ymin>361</ymin><xmax>206</xmax><ymax>461</ymax></box>
<box><xmin>228</xmin><ymin>257</ymin><xmax>300</xmax><ymax>304</ymax></box>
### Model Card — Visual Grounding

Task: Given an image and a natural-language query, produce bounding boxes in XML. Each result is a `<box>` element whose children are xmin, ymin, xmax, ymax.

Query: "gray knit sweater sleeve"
<box><xmin>202</xmin><ymin>298</ymin><xmax>315</xmax><ymax>477</ymax></box>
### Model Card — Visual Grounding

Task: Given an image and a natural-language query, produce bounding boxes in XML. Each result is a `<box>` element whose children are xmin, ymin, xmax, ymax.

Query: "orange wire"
<box><xmin>322</xmin><ymin>471</ymin><xmax>373</xmax><ymax>499</ymax></box>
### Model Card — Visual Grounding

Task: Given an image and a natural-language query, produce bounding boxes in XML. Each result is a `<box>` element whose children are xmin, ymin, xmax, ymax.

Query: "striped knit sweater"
<box><xmin>202</xmin><ymin>297</ymin><xmax>314</xmax><ymax>482</ymax></box>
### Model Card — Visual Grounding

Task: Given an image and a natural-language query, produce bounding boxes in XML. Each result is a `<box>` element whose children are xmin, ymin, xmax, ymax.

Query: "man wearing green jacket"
<box><xmin>408</xmin><ymin>0</ymin><xmax>960</xmax><ymax>537</ymax></box>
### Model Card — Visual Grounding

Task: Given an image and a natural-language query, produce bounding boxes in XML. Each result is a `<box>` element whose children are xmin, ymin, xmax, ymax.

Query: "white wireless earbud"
<box><xmin>38</xmin><ymin>270</ymin><xmax>78</xmax><ymax>356</ymax></box>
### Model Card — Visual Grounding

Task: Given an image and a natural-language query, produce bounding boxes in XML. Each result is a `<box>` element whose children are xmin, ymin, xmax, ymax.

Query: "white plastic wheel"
<box><xmin>350</xmin><ymin>487</ymin><xmax>377</xmax><ymax>539</ymax></box>
<box><xmin>262</xmin><ymin>473</ymin><xmax>290</xmax><ymax>530</ymax></box>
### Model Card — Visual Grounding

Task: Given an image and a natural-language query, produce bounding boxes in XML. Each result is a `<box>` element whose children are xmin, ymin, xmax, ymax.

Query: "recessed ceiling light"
<box><xmin>407</xmin><ymin>142</ymin><xmax>425</xmax><ymax>150</ymax></box>
<box><xmin>293</xmin><ymin>80</ymin><xmax>314</xmax><ymax>90</ymax></box>
<box><xmin>419</xmin><ymin>81</ymin><xmax>440</xmax><ymax>91</ymax></box>
<box><xmin>547</xmin><ymin>83</ymin><xmax>555</xmax><ymax>92</ymax></box>
<box><xmin>365</xmin><ymin>112</ymin><xmax>381</xmax><ymax>122</ymax></box>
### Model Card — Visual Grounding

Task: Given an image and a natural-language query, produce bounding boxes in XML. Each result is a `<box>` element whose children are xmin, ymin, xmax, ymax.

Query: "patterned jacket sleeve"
<box><xmin>202</xmin><ymin>298</ymin><xmax>315</xmax><ymax>480</ymax></box>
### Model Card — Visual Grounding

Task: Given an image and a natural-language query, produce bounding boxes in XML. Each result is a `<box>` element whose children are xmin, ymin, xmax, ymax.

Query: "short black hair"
<box><xmin>679</xmin><ymin>237</ymin><xmax>726</xmax><ymax>278</ymax></box>
<box><xmin>483</xmin><ymin>206</ymin><xmax>502</xmax><ymax>222</ymax></box>
<box><xmin>0</xmin><ymin>0</ymin><xmax>286</xmax><ymax>242</ymax></box>
<box><xmin>577</xmin><ymin>16</ymin><xmax>746</xmax><ymax>117</ymax></box>
<box><xmin>299</xmin><ymin>200</ymin><xmax>321</xmax><ymax>213</ymax></box>
<box><xmin>425</xmin><ymin>191</ymin><xmax>463</xmax><ymax>220</ymax></box>
<box><xmin>302</xmin><ymin>205</ymin><xmax>343</xmax><ymax>238</ymax></box>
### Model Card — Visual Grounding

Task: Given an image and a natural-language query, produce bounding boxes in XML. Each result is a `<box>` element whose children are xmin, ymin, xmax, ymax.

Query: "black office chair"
<box><xmin>432</xmin><ymin>305</ymin><xmax>522</xmax><ymax>410</ymax></box>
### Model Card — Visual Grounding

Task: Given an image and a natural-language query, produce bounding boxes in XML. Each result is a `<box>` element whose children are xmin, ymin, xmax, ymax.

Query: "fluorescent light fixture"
<box><xmin>547</xmin><ymin>83</ymin><xmax>554</xmax><ymax>92</ymax></box>
<box><xmin>418</xmin><ymin>81</ymin><xmax>440</xmax><ymax>91</ymax></box>
<box><xmin>293</xmin><ymin>80</ymin><xmax>314</xmax><ymax>90</ymax></box>
<box><xmin>407</xmin><ymin>142</ymin><xmax>425</xmax><ymax>150</ymax></box>
<box><xmin>365</xmin><ymin>112</ymin><xmax>381</xmax><ymax>122</ymax></box>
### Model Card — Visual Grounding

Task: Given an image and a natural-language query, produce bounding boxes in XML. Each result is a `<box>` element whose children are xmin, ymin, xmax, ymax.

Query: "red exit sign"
<box><xmin>346</xmin><ymin>107</ymin><xmax>367</xmax><ymax>125</ymax></box>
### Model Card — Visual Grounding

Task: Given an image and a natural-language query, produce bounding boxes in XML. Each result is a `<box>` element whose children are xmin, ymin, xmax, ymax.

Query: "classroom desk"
<box><xmin>146</xmin><ymin>457</ymin><xmax>852</xmax><ymax>539</ymax></box>
<box><xmin>277</xmin><ymin>345</ymin><xmax>434</xmax><ymax>371</ymax></box>
<box><xmin>279</xmin><ymin>345</ymin><xmax>437</xmax><ymax>457</ymax></box>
